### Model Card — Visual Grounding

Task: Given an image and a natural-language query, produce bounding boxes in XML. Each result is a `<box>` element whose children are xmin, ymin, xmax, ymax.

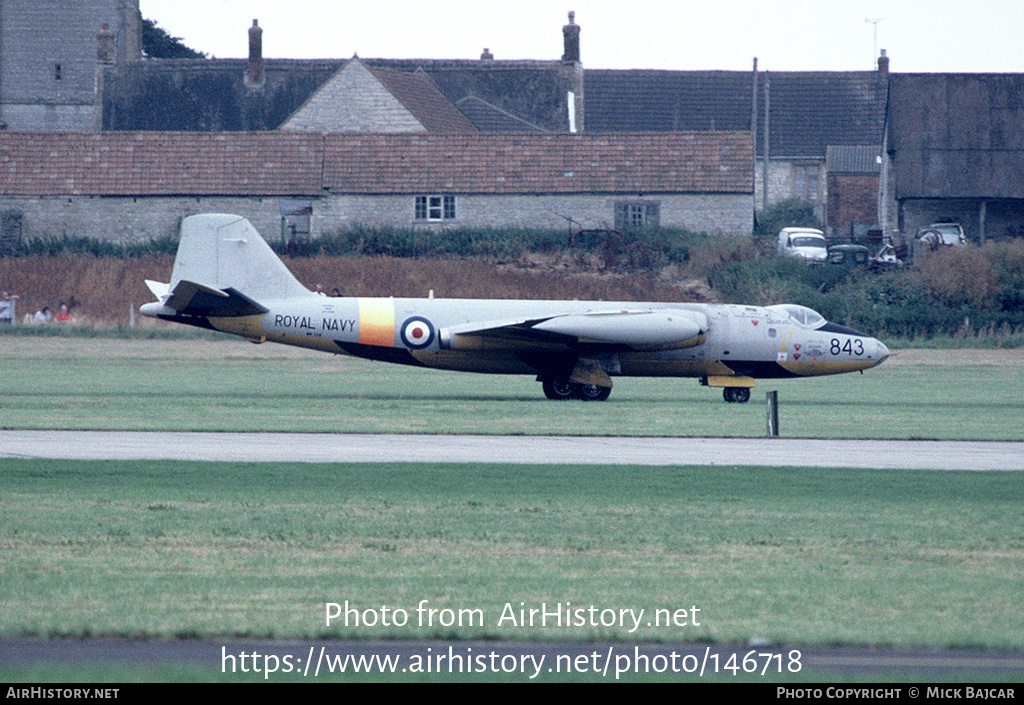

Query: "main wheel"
<box><xmin>542</xmin><ymin>375</ymin><xmax>576</xmax><ymax>400</ymax></box>
<box><xmin>723</xmin><ymin>387</ymin><xmax>751</xmax><ymax>403</ymax></box>
<box><xmin>576</xmin><ymin>384</ymin><xmax>611</xmax><ymax>401</ymax></box>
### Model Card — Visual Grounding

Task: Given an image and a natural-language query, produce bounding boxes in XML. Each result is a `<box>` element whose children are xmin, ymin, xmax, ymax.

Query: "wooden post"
<box><xmin>766</xmin><ymin>391</ymin><xmax>779</xmax><ymax>437</ymax></box>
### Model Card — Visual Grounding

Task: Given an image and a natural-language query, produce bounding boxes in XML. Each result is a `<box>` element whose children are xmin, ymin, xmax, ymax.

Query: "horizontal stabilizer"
<box><xmin>163</xmin><ymin>280</ymin><xmax>268</xmax><ymax>317</ymax></box>
<box><xmin>145</xmin><ymin>279</ymin><xmax>169</xmax><ymax>300</ymax></box>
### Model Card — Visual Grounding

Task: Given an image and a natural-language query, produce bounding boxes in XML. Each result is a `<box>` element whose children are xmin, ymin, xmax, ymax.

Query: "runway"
<box><xmin>1</xmin><ymin>430</ymin><xmax>1022</xmax><ymax>470</ymax></box>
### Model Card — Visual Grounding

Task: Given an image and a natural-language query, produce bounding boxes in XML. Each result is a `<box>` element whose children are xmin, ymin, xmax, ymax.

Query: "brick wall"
<box><xmin>0</xmin><ymin>131</ymin><xmax>754</xmax><ymax>242</ymax></box>
<box><xmin>827</xmin><ymin>173</ymin><xmax>879</xmax><ymax>239</ymax></box>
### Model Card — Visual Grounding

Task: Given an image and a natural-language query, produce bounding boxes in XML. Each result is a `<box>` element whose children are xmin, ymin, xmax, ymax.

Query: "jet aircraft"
<box><xmin>141</xmin><ymin>214</ymin><xmax>889</xmax><ymax>403</ymax></box>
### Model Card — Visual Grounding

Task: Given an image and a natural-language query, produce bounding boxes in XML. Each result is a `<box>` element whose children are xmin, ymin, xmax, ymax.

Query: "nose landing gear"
<box><xmin>723</xmin><ymin>387</ymin><xmax>751</xmax><ymax>404</ymax></box>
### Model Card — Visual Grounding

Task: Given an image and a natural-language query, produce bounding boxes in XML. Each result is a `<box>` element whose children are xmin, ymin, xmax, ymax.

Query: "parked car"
<box><xmin>912</xmin><ymin>222</ymin><xmax>966</xmax><ymax>265</ymax></box>
<box><xmin>827</xmin><ymin>244</ymin><xmax>870</xmax><ymax>266</ymax></box>
<box><xmin>777</xmin><ymin>227</ymin><xmax>828</xmax><ymax>263</ymax></box>
<box><xmin>916</xmin><ymin>222</ymin><xmax>966</xmax><ymax>248</ymax></box>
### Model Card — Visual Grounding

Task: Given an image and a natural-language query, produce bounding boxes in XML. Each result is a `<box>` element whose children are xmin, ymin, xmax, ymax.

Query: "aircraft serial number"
<box><xmin>830</xmin><ymin>338</ymin><xmax>865</xmax><ymax>356</ymax></box>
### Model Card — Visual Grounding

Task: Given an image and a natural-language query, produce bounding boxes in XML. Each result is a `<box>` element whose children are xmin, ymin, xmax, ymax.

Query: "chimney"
<box><xmin>480</xmin><ymin>47</ymin><xmax>494</xmax><ymax>61</ymax></box>
<box><xmin>247</xmin><ymin>19</ymin><xmax>264</xmax><ymax>86</ymax></box>
<box><xmin>97</xmin><ymin>23</ymin><xmax>116</xmax><ymax>65</ymax></box>
<box><xmin>562</xmin><ymin>11</ymin><xmax>580</xmax><ymax>63</ymax></box>
<box><xmin>877</xmin><ymin>49</ymin><xmax>889</xmax><ymax>83</ymax></box>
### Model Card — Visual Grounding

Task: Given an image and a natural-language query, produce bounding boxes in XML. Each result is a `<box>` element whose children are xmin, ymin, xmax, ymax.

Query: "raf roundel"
<box><xmin>400</xmin><ymin>316</ymin><xmax>435</xmax><ymax>349</ymax></box>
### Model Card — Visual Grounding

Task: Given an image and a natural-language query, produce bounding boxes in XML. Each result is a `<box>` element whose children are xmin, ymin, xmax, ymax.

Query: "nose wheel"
<box><xmin>723</xmin><ymin>387</ymin><xmax>750</xmax><ymax>403</ymax></box>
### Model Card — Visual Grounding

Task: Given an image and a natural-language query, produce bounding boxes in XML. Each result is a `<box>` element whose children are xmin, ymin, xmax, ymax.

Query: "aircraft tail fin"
<box><xmin>168</xmin><ymin>214</ymin><xmax>310</xmax><ymax>302</ymax></box>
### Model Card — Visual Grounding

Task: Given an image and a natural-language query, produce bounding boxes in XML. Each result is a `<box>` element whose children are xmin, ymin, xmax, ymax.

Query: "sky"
<box><xmin>139</xmin><ymin>0</ymin><xmax>1024</xmax><ymax>74</ymax></box>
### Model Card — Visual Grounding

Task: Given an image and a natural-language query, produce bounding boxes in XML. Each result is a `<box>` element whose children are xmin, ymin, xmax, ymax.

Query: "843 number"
<box><xmin>830</xmin><ymin>338</ymin><xmax>864</xmax><ymax>356</ymax></box>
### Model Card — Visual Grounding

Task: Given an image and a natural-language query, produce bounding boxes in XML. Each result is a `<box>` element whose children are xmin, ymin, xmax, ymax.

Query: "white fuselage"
<box><xmin>206</xmin><ymin>295</ymin><xmax>888</xmax><ymax>381</ymax></box>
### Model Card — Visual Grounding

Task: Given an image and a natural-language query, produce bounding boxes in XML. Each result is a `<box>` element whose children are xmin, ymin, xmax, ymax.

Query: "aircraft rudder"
<box><xmin>171</xmin><ymin>214</ymin><xmax>310</xmax><ymax>301</ymax></box>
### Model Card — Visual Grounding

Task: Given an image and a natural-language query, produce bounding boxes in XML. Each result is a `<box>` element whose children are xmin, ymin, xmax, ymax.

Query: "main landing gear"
<box><xmin>541</xmin><ymin>375</ymin><xmax>612</xmax><ymax>401</ymax></box>
<box><xmin>723</xmin><ymin>387</ymin><xmax>751</xmax><ymax>404</ymax></box>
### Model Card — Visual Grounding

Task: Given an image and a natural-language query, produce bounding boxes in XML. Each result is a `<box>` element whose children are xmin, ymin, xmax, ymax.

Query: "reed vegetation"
<box><xmin>2</xmin><ymin>224</ymin><xmax>1023</xmax><ymax>344</ymax></box>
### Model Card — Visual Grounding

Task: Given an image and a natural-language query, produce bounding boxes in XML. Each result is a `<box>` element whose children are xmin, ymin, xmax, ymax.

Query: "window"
<box><xmin>614</xmin><ymin>201</ymin><xmax>660</xmax><ymax>229</ymax></box>
<box><xmin>792</xmin><ymin>164</ymin><xmax>821</xmax><ymax>202</ymax></box>
<box><xmin>415</xmin><ymin>195</ymin><xmax>456</xmax><ymax>221</ymax></box>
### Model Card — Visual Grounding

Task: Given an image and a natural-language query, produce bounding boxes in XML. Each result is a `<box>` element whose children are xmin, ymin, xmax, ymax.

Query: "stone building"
<box><xmin>2</xmin><ymin>5</ymin><xmax>904</xmax><ymax>242</ymax></box>
<box><xmin>582</xmin><ymin>61</ymin><xmax>888</xmax><ymax>231</ymax></box>
<box><xmin>0</xmin><ymin>131</ymin><xmax>754</xmax><ymax>244</ymax></box>
<box><xmin>0</xmin><ymin>0</ymin><xmax>141</xmax><ymax>131</ymax></box>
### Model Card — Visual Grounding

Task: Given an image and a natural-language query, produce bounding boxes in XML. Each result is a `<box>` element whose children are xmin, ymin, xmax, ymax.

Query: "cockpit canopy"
<box><xmin>769</xmin><ymin>304</ymin><xmax>825</xmax><ymax>328</ymax></box>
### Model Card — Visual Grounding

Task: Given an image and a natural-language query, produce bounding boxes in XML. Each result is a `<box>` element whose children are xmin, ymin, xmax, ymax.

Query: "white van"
<box><xmin>777</xmin><ymin>227</ymin><xmax>827</xmax><ymax>263</ymax></box>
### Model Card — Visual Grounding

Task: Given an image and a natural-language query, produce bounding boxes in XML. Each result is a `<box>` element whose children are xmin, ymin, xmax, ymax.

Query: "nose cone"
<box><xmin>873</xmin><ymin>339</ymin><xmax>890</xmax><ymax>366</ymax></box>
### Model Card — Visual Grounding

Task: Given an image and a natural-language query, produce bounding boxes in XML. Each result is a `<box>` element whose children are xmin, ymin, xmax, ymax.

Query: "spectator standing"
<box><xmin>0</xmin><ymin>291</ymin><xmax>19</xmax><ymax>324</ymax></box>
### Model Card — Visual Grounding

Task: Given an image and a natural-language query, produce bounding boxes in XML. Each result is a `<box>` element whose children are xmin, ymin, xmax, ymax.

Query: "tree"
<box><xmin>142</xmin><ymin>18</ymin><xmax>207</xmax><ymax>59</ymax></box>
<box><xmin>754</xmin><ymin>198</ymin><xmax>822</xmax><ymax>240</ymax></box>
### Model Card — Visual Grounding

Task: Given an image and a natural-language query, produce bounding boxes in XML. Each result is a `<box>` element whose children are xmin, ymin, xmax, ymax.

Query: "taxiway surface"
<box><xmin>1</xmin><ymin>431</ymin><xmax>1022</xmax><ymax>470</ymax></box>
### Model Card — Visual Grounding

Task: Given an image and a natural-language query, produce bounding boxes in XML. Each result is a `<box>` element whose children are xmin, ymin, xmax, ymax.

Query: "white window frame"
<box><xmin>415</xmin><ymin>195</ymin><xmax>456</xmax><ymax>222</ymax></box>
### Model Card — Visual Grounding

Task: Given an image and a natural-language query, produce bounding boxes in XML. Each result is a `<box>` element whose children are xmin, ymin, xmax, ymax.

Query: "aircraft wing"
<box><xmin>440</xmin><ymin>308</ymin><xmax>707</xmax><ymax>351</ymax></box>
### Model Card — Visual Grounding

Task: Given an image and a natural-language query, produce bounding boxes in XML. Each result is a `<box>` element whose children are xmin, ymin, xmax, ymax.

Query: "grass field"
<box><xmin>2</xmin><ymin>334</ymin><xmax>1023</xmax><ymax>682</ymax></box>
<box><xmin>2</xmin><ymin>335</ymin><xmax>1023</xmax><ymax>439</ymax></box>
<box><xmin>3</xmin><ymin>460</ymin><xmax>1023</xmax><ymax>648</ymax></box>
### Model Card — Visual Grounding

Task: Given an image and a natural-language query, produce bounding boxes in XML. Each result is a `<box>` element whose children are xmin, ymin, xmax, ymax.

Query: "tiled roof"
<box><xmin>102</xmin><ymin>58</ymin><xmax>570</xmax><ymax>133</ymax></box>
<box><xmin>0</xmin><ymin>132</ymin><xmax>324</xmax><ymax>196</ymax></box>
<box><xmin>585</xmin><ymin>70</ymin><xmax>887</xmax><ymax>158</ymax></box>
<box><xmin>0</xmin><ymin>131</ymin><xmax>752</xmax><ymax>196</ymax></box>
<box><xmin>368</xmin><ymin>59</ymin><xmax>571</xmax><ymax>133</ymax></box>
<box><xmin>763</xmin><ymin>72</ymin><xmax>886</xmax><ymax>157</ymax></box>
<box><xmin>367</xmin><ymin>66</ymin><xmax>478</xmax><ymax>134</ymax></box>
<box><xmin>101</xmin><ymin>59</ymin><xmax>346</xmax><ymax>131</ymax></box>
<box><xmin>100</xmin><ymin>56</ymin><xmax>887</xmax><ymax>156</ymax></box>
<box><xmin>454</xmin><ymin>96</ymin><xmax>548</xmax><ymax>133</ymax></box>
<box><xmin>826</xmin><ymin>145</ymin><xmax>881</xmax><ymax>174</ymax></box>
<box><xmin>321</xmin><ymin>132</ymin><xmax>752</xmax><ymax>194</ymax></box>
<box><xmin>585</xmin><ymin>70</ymin><xmax>753</xmax><ymax>133</ymax></box>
